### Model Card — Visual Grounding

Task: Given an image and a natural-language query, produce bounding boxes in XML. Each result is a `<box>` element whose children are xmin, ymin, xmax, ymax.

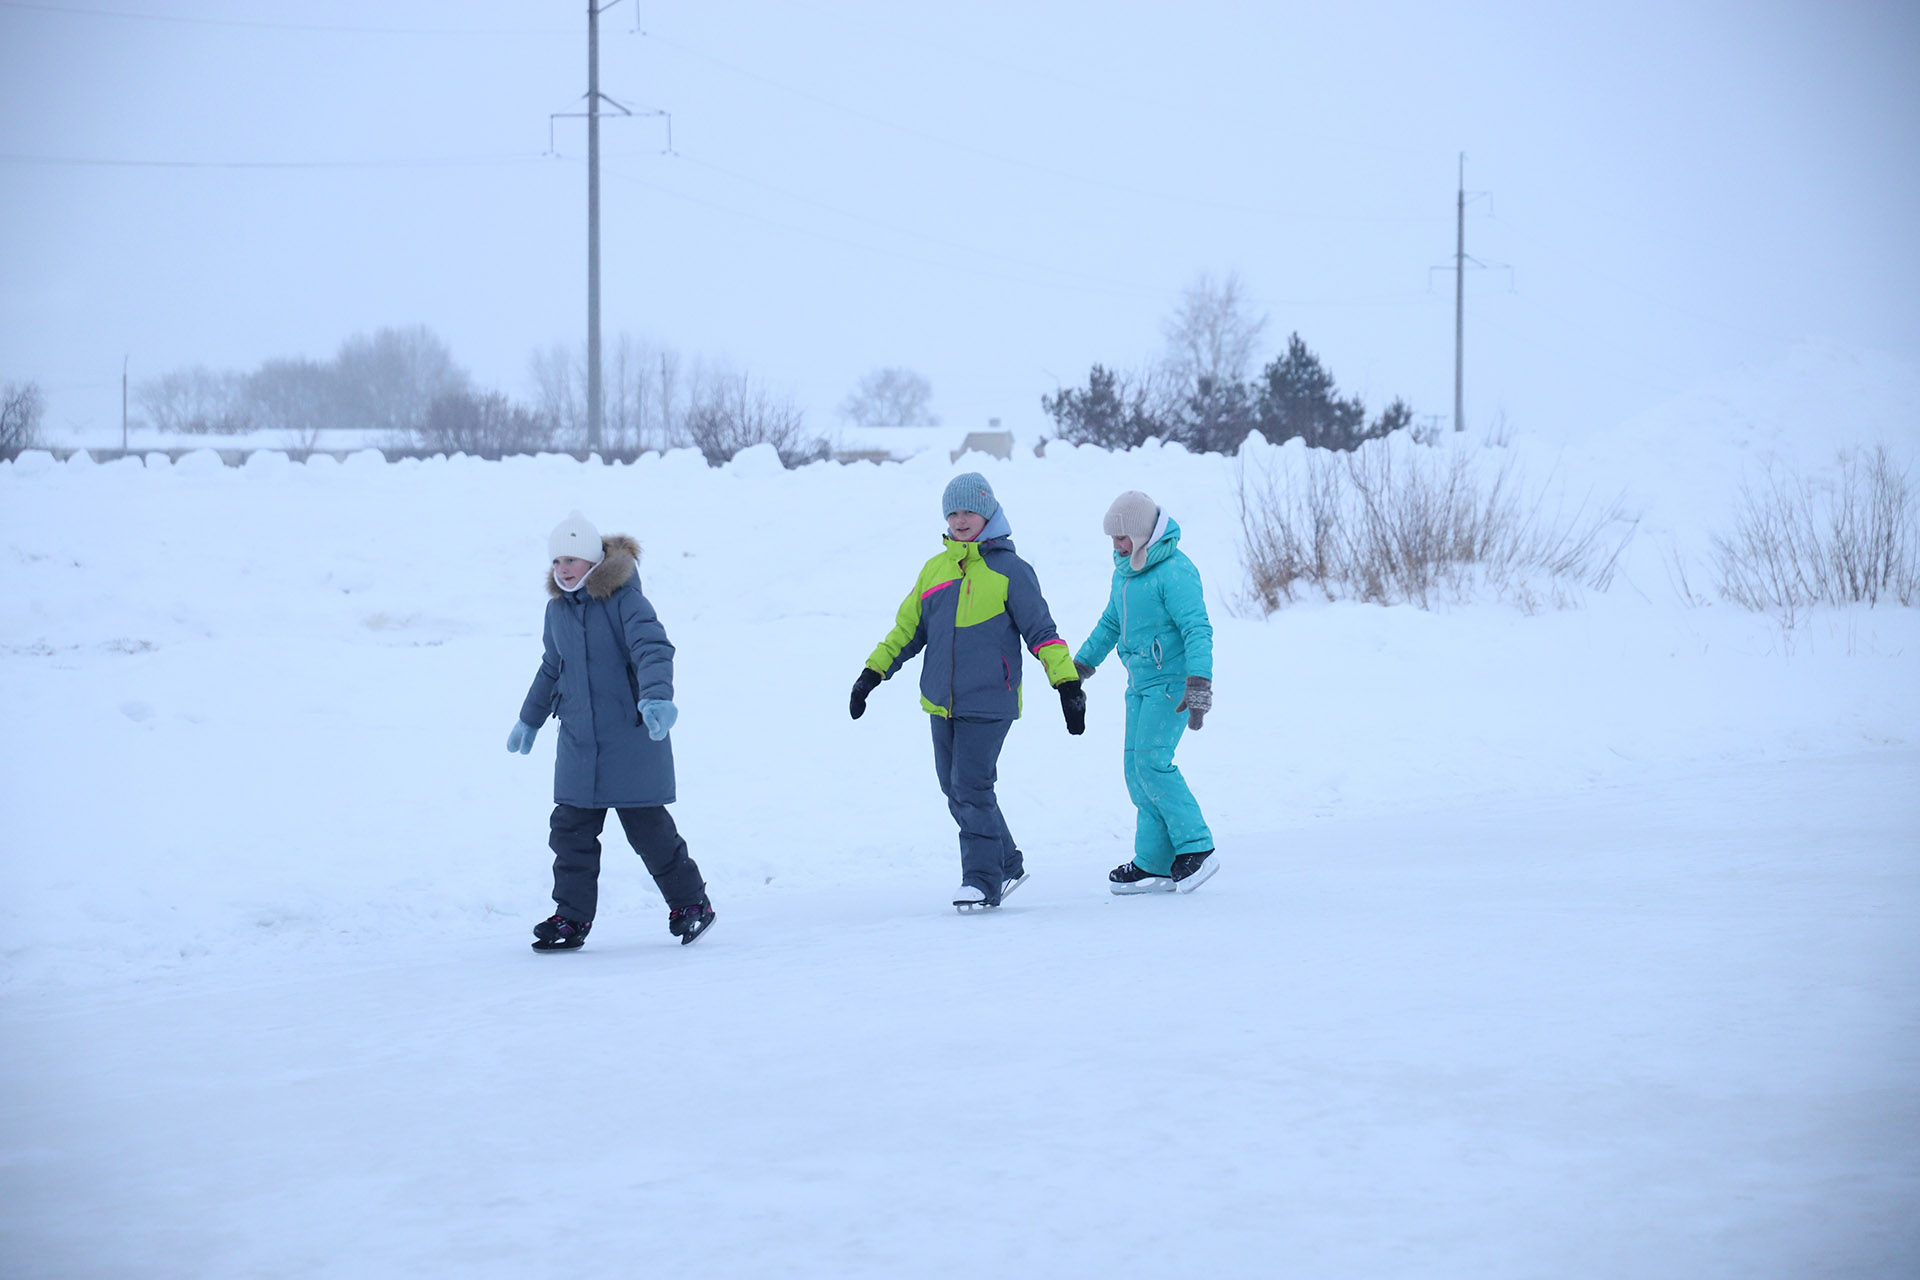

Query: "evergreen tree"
<box><xmin>1041</xmin><ymin>364</ymin><xmax>1168</xmax><ymax>450</ymax></box>
<box><xmin>1174</xmin><ymin>374</ymin><xmax>1259</xmax><ymax>454</ymax></box>
<box><xmin>1254</xmin><ymin>333</ymin><xmax>1370</xmax><ymax>451</ymax></box>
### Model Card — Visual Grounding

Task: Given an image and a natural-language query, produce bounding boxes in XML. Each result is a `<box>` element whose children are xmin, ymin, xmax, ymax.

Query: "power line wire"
<box><xmin>4</xmin><ymin>142</ymin><xmax>1432</xmax><ymax>311</ymax></box>
<box><xmin>0</xmin><ymin>0</ymin><xmax>567</xmax><ymax>36</ymax></box>
<box><xmin>657</xmin><ymin>150</ymin><xmax>1433</xmax><ymax>312</ymax></box>
<box><xmin>0</xmin><ymin>150</ymin><xmax>552</xmax><ymax>169</ymax></box>
<box><xmin>643</xmin><ymin>30</ymin><xmax>1444</xmax><ymax>228</ymax></box>
<box><xmin>593</xmin><ymin>151</ymin><xmax>1436</xmax><ymax>313</ymax></box>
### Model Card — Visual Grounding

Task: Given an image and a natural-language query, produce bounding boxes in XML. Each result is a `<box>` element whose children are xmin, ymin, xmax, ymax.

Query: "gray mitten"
<box><xmin>1175</xmin><ymin>676</ymin><xmax>1212</xmax><ymax>730</ymax></box>
<box><xmin>1073</xmin><ymin>660</ymin><xmax>1097</xmax><ymax>682</ymax></box>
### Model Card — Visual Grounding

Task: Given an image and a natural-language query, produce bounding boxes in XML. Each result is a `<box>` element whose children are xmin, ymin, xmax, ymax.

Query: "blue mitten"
<box><xmin>507</xmin><ymin>720</ymin><xmax>538</xmax><ymax>754</ymax></box>
<box><xmin>639</xmin><ymin>699</ymin><xmax>678</xmax><ymax>740</ymax></box>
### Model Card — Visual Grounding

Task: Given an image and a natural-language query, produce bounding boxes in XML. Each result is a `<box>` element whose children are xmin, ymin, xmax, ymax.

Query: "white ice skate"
<box><xmin>1108</xmin><ymin>861</ymin><xmax>1175</xmax><ymax>894</ymax></box>
<box><xmin>953</xmin><ymin>884</ymin><xmax>998</xmax><ymax>913</ymax></box>
<box><xmin>1170</xmin><ymin>850</ymin><xmax>1218</xmax><ymax>893</ymax></box>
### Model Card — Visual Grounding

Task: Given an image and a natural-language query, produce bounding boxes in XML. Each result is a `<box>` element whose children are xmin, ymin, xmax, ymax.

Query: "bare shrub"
<box><xmin>1237</xmin><ymin>439</ymin><xmax>1635</xmax><ymax>612</ymax></box>
<box><xmin>413</xmin><ymin>391</ymin><xmax>556</xmax><ymax>459</ymax></box>
<box><xmin>684</xmin><ymin>371</ymin><xmax>826</xmax><ymax>468</ymax></box>
<box><xmin>1711</xmin><ymin>446</ymin><xmax>1918</xmax><ymax>622</ymax></box>
<box><xmin>2</xmin><ymin>380</ymin><xmax>46</xmax><ymax>458</ymax></box>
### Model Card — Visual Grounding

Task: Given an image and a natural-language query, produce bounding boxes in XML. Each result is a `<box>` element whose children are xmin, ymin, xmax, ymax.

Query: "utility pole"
<box><xmin>585</xmin><ymin>0</ymin><xmax>603</xmax><ymax>454</ymax></box>
<box><xmin>1453</xmin><ymin>154</ymin><xmax>1465</xmax><ymax>434</ymax></box>
<box><xmin>121</xmin><ymin>355</ymin><xmax>129</xmax><ymax>451</ymax></box>
<box><xmin>1430</xmin><ymin>154</ymin><xmax>1509</xmax><ymax>437</ymax></box>
<box><xmin>550</xmin><ymin>1</ymin><xmax>664</xmax><ymax>456</ymax></box>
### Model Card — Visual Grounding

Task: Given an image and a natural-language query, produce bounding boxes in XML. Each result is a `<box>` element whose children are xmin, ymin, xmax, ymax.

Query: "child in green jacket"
<box><xmin>1073</xmin><ymin>490</ymin><xmax>1218</xmax><ymax>894</ymax></box>
<box><xmin>849</xmin><ymin>473</ymin><xmax>1087</xmax><ymax>911</ymax></box>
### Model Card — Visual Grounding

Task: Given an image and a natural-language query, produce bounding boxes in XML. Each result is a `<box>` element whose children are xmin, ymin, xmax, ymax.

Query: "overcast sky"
<box><xmin>3</xmin><ymin>0</ymin><xmax>1916</xmax><ymax>442</ymax></box>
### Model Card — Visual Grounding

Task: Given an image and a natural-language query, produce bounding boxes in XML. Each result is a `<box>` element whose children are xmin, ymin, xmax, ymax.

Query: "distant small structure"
<box><xmin>828</xmin><ymin>424</ymin><xmax>949</xmax><ymax>464</ymax></box>
<box><xmin>951</xmin><ymin>418</ymin><xmax>1013</xmax><ymax>463</ymax></box>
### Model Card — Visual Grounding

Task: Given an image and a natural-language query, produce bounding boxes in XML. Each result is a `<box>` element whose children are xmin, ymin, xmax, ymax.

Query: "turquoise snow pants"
<box><xmin>1124</xmin><ymin>681</ymin><xmax>1213</xmax><ymax>875</ymax></box>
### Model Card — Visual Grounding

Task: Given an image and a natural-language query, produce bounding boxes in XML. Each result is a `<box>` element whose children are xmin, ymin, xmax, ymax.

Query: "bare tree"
<box><xmin>1</xmin><ymin>381</ymin><xmax>45</xmax><ymax>458</ymax></box>
<box><xmin>840</xmin><ymin>367</ymin><xmax>940</xmax><ymax>428</ymax></box>
<box><xmin>605</xmin><ymin>334</ymin><xmax>644</xmax><ymax>456</ymax></box>
<box><xmin>684</xmin><ymin>370</ymin><xmax>825</xmax><ymax>467</ymax></box>
<box><xmin>135</xmin><ymin>366</ymin><xmax>252</xmax><ymax>434</ymax></box>
<box><xmin>529</xmin><ymin>343</ymin><xmax>584</xmax><ymax>448</ymax></box>
<box><xmin>333</xmin><ymin>326</ymin><xmax>469</xmax><ymax>434</ymax></box>
<box><xmin>656</xmin><ymin>346</ymin><xmax>687</xmax><ymax>450</ymax></box>
<box><xmin>532</xmin><ymin>334</ymin><xmax>694</xmax><ymax>457</ymax></box>
<box><xmin>245</xmin><ymin>357</ymin><xmax>340</xmax><ymax>455</ymax></box>
<box><xmin>1163</xmin><ymin>270</ymin><xmax>1268</xmax><ymax>392</ymax></box>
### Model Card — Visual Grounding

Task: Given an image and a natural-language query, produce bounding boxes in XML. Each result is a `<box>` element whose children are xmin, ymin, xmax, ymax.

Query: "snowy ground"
<box><xmin>2</xmin><ymin>344</ymin><xmax>1917</xmax><ymax>1276</ymax></box>
<box><xmin>3</xmin><ymin>752</ymin><xmax>1915</xmax><ymax>1279</ymax></box>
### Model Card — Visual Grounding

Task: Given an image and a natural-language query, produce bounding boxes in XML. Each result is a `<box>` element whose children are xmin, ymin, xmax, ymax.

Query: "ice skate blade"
<box><xmin>1174</xmin><ymin>858</ymin><xmax>1218</xmax><ymax>893</ymax></box>
<box><xmin>679</xmin><ymin>915</ymin><xmax>715</xmax><ymax>945</ymax></box>
<box><xmin>954</xmin><ymin>899</ymin><xmax>1001</xmax><ymax>913</ymax></box>
<box><xmin>1110</xmin><ymin>876</ymin><xmax>1175</xmax><ymax>895</ymax></box>
<box><xmin>1000</xmin><ymin>872</ymin><xmax>1030</xmax><ymax>901</ymax></box>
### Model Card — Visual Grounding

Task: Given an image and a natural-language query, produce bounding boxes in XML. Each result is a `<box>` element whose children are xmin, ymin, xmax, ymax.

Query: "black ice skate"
<box><xmin>1170</xmin><ymin>850</ymin><xmax>1218</xmax><ymax>893</ymax></box>
<box><xmin>669</xmin><ymin>898</ymin><xmax>715</xmax><ymax>945</ymax></box>
<box><xmin>531</xmin><ymin>913</ymin><xmax>591</xmax><ymax>952</ymax></box>
<box><xmin>1108</xmin><ymin>861</ymin><xmax>1175</xmax><ymax>895</ymax></box>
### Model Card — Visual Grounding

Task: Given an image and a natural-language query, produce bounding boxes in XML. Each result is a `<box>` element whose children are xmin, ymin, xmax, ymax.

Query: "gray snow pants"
<box><xmin>930</xmin><ymin>715</ymin><xmax>1024</xmax><ymax>898</ymax></box>
<box><xmin>548</xmin><ymin>803</ymin><xmax>706</xmax><ymax>923</ymax></box>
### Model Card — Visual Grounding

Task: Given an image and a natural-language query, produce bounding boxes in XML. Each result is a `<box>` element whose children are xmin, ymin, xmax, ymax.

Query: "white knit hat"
<box><xmin>1102</xmin><ymin>491</ymin><xmax>1161</xmax><ymax>570</ymax></box>
<box><xmin>548</xmin><ymin>510</ymin><xmax>605</xmax><ymax>563</ymax></box>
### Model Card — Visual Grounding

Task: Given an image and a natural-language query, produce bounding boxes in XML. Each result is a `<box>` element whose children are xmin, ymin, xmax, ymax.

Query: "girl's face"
<box><xmin>1112</xmin><ymin>535</ymin><xmax>1134</xmax><ymax>554</ymax></box>
<box><xmin>947</xmin><ymin>510</ymin><xmax>987</xmax><ymax>542</ymax></box>
<box><xmin>553</xmin><ymin>556</ymin><xmax>595</xmax><ymax>589</ymax></box>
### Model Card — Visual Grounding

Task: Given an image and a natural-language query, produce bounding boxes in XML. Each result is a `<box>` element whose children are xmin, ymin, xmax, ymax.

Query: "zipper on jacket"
<box><xmin>947</xmin><ymin>558</ymin><xmax>961</xmax><ymax>714</ymax></box>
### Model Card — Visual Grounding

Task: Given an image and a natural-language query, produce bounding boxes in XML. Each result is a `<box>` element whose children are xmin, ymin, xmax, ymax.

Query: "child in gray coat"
<box><xmin>507</xmin><ymin>510</ymin><xmax>714</xmax><ymax>950</ymax></box>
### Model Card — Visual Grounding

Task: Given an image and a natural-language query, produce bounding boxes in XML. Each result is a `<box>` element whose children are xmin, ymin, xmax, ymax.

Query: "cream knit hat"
<box><xmin>1102</xmin><ymin>491</ymin><xmax>1160</xmax><ymax>570</ymax></box>
<box><xmin>548</xmin><ymin>510</ymin><xmax>605</xmax><ymax>563</ymax></box>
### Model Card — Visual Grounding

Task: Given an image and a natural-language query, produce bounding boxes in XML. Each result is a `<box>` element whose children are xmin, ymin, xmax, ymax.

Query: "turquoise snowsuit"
<box><xmin>1073</xmin><ymin>519</ymin><xmax>1214</xmax><ymax>874</ymax></box>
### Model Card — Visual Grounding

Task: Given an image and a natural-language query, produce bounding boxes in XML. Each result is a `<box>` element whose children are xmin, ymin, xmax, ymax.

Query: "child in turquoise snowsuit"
<box><xmin>1073</xmin><ymin>491</ymin><xmax>1219</xmax><ymax>893</ymax></box>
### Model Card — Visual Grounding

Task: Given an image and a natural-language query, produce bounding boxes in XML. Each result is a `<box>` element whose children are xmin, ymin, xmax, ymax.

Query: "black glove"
<box><xmin>1058</xmin><ymin>679</ymin><xmax>1086</xmax><ymax>735</ymax></box>
<box><xmin>1175</xmin><ymin>676</ymin><xmax>1211</xmax><ymax>731</ymax></box>
<box><xmin>849</xmin><ymin>667</ymin><xmax>883</xmax><ymax>720</ymax></box>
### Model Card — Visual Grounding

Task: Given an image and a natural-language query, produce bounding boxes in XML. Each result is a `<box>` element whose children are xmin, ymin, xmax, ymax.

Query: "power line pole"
<box><xmin>121</xmin><ymin>354</ymin><xmax>129</xmax><ymax>451</ymax></box>
<box><xmin>1453</xmin><ymin>153</ymin><xmax>1465</xmax><ymax>434</ymax></box>
<box><xmin>550</xmin><ymin>2</ymin><xmax>666</xmax><ymax>456</ymax></box>
<box><xmin>586</xmin><ymin>0</ymin><xmax>603</xmax><ymax>454</ymax></box>
<box><xmin>1430</xmin><ymin>154</ymin><xmax>1510</xmax><ymax>437</ymax></box>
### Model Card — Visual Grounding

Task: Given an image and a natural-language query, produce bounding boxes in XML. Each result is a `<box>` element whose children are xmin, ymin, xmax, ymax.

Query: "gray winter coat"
<box><xmin>518</xmin><ymin>535</ymin><xmax>676</xmax><ymax>808</ymax></box>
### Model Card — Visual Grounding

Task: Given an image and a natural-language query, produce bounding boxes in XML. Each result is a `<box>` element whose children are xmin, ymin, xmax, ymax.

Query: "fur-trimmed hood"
<box><xmin>546</xmin><ymin>534</ymin><xmax>642</xmax><ymax>599</ymax></box>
